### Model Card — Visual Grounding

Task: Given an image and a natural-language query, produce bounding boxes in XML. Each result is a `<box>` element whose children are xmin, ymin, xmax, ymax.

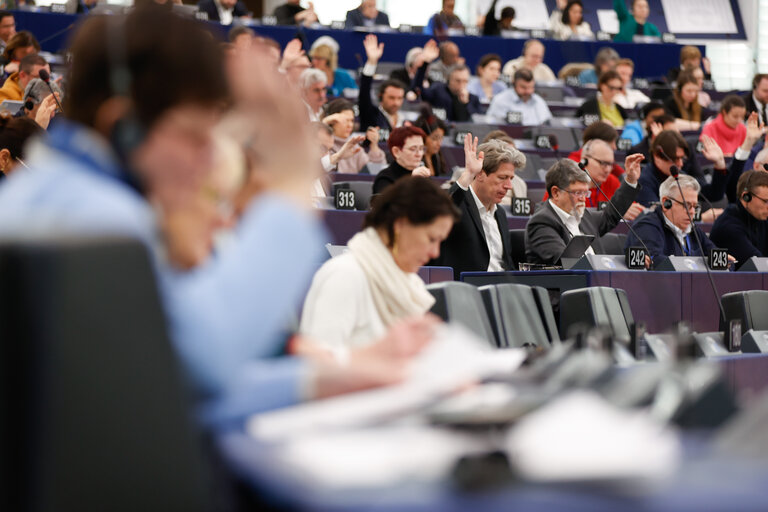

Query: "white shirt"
<box><xmin>548</xmin><ymin>199</ymin><xmax>595</xmax><ymax>256</ymax></box>
<box><xmin>662</xmin><ymin>211</ymin><xmax>692</xmax><ymax>253</ymax></box>
<box><xmin>215</xmin><ymin>0</ymin><xmax>234</xmax><ymax>25</ymax></box>
<box><xmin>615</xmin><ymin>88</ymin><xmax>651</xmax><ymax>110</ymax></box>
<box><xmin>753</xmin><ymin>94</ymin><xmax>767</xmax><ymax>125</ymax></box>
<box><xmin>468</xmin><ymin>184</ymin><xmax>506</xmax><ymax>271</ymax></box>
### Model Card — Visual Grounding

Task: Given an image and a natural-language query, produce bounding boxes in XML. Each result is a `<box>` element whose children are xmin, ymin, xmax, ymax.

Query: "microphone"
<box><xmin>669</xmin><ymin>164</ymin><xmax>680</xmax><ymax>178</ymax></box>
<box><xmin>549</xmin><ymin>134</ymin><xmax>559</xmax><ymax>158</ymax></box>
<box><xmin>37</xmin><ymin>69</ymin><xmax>65</xmax><ymax>115</ymax></box>
<box><xmin>578</xmin><ymin>158</ymin><xmax>653</xmax><ymax>266</ymax></box>
<box><xmin>38</xmin><ymin>23</ymin><xmax>76</xmax><ymax>46</ymax></box>
<box><xmin>763</xmin><ymin>163</ymin><xmax>768</xmax><ymax>171</ymax></box>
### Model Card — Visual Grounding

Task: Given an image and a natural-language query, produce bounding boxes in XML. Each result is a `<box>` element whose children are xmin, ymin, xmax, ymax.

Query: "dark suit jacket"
<box><xmin>575</xmin><ymin>96</ymin><xmax>629</xmax><ymax>124</ymax></box>
<box><xmin>345</xmin><ymin>7</ymin><xmax>389</xmax><ymax>28</ymax></box>
<box><xmin>625</xmin><ymin>206</ymin><xmax>716</xmax><ymax>269</ymax></box>
<box><xmin>635</xmin><ymin>160</ymin><xmax>732</xmax><ymax>207</ymax></box>
<box><xmin>197</xmin><ymin>0</ymin><xmax>248</xmax><ymax>22</ymax></box>
<box><xmin>359</xmin><ymin>73</ymin><xmax>394</xmax><ymax>133</ymax></box>
<box><xmin>525</xmin><ymin>180</ymin><xmax>639</xmax><ymax>265</ymax></box>
<box><xmin>421</xmin><ymin>81</ymin><xmax>481</xmax><ymax>122</ymax></box>
<box><xmin>710</xmin><ymin>202</ymin><xmax>768</xmax><ymax>269</ymax></box>
<box><xmin>429</xmin><ymin>183</ymin><xmax>514</xmax><ymax>279</ymax></box>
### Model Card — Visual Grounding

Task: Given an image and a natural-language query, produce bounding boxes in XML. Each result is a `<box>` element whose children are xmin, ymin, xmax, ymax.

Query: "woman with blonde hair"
<box><xmin>309</xmin><ymin>37</ymin><xmax>358</xmax><ymax>97</ymax></box>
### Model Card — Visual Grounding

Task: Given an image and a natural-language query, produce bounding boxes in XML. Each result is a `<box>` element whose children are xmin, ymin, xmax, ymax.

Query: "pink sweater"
<box><xmin>333</xmin><ymin>135</ymin><xmax>386</xmax><ymax>174</ymax></box>
<box><xmin>700</xmin><ymin>113</ymin><xmax>746</xmax><ymax>156</ymax></box>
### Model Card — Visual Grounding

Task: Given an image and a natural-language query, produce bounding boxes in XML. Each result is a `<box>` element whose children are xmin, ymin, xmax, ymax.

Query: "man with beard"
<box><xmin>526</xmin><ymin>155</ymin><xmax>642</xmax><ymax>265</ymax></box>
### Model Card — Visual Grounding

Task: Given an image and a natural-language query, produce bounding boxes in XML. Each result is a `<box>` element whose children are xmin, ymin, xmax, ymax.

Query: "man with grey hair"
<box><xmin>422</xmin><ymin>63</ymin><xmax>481</xmax><ymax>122</ymax></box>
<box><xmin>22</xmin><ymin>78</ymin><xmax>63</xmax><ymax>129</ymax></box>
<box><xmin>526</xmin><ymin>155</ymin><xmax>641</xmax><ymax>265</ymax></box>
<box><xmin>299</xmin><ymin>68</ymin><xmax>327</xmax><ymax>121</ymax></box>
<box><xmin>625</xmin><ymin>174</ymin><xmax>720</xmax><ymax>269</ymax></box>
<box><xmin>430</xmin><ymin>134</ymin><xmax>525</xmax><ymax>279</ymax></box>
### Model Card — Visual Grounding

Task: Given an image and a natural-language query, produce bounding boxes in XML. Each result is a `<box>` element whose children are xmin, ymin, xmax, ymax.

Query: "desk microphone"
<box><xmin>660</xmin><ymin>147</ymin><xmax>726</xmax><ymax>323</ymax></box>
<box><xmin>549</xmin><ymin>134</ymin><xmax>559</xmax><ymax>159</ymax></box>
<box><xmin>37</xmin><ymin>69</ymin><xmax>64</xmax><ymax>115</ymax></box>
<box><xmin>763</xmin><ymin>163</ymin><xmax>768</xmax><ymax>171</ymax></box>
<box><xmin>578</xmin><ymin>159</ymin><xmax>652</xmax><ymax>265</ymax></box>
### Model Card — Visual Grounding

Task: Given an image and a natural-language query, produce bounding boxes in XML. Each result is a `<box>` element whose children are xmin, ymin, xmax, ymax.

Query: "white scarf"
<box><xmin>347</xmin><ymin>227</ymin><xmax>435</xmax><ymax>328</ymax></box>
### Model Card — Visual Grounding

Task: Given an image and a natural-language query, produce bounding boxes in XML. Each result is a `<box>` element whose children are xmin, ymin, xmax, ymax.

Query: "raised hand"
<box><xmin>331</xmin><ymin>135</ymin><xmax>364</xmax><ymax>165</ymax></box>
<box><xmin>366</xmin><ymin>126</ymin><xmax>381</xmax><ymax>145</ymax></box>
<box><xmin>412</xmin><ymin>165</ymin><xmax>431</xmax><ymax>177</ymax></box>
<box><xmin>649</xmin><ymin>121</ymin><xmax>663</xmax><ymax>139</ymax></box>
<box><xmin>34</xmin><ymin>93</ymin><xmax>59</xmax><ymax>130</ymax></box>
<box><xmin>622</xmin><ymin>202</ymin><xmax>645</xmax><ymax>221</ymax></box>
<box><xmin>701</xmin><ymin>134</ymin><xmax>726</xmax><ymax>169</ymax></box>
<box><xmin>623</xmin><ymin>153</ymin><xmax>645</xmax><ymax>184</ymax></box>
<box><xmin>363</xmin><ymin>34</ymin><xmax>384</xmax><ymax>65</ymax></box>
<box><xmin>744</xmin><ymin>112</ymin><xmax>766</xmax><ymax>147</ymax></box>
<box><xmin>421</xmin><ymin>39</ymin><xmax>440</xmax><ymax>64</ymax></box>
<box><xmin>279</xmin><ymin>38</ymin><xmax>305</xmax><ymax>70</ymax></box>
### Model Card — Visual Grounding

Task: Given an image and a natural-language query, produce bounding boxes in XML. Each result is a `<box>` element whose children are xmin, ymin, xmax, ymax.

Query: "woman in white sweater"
<box><xmin>300</xmin><ymin>177</ymin><xmax>460</xmax><ymax>355</ymax></box>
<box><xmin>550</xmin><ymin>0</ymin><xmax>594</xmax><ymax>41</ymax></box>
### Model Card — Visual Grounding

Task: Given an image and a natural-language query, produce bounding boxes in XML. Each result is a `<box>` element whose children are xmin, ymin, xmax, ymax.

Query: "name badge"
<box><xmin>334</xmin><ymin>189</ymin><xmax>356</xmax><ymax>210</ymax></box>
<box><xmin>625</xmin><ymin>247</ymin><xmax>648</xmax><ymax>270</ymax></box>
<box><xmin>633</xmin><ymin>78</ymin><xmax>650</xmax><ymax>89</ymax></box>
<box><xmin>398</xmin><ymin>24</ymin><xmax>413</xmax><ymax>33</ymax></box>
<box><xmin>616</xmin><ymin>138</ymin><xmax>633</xmax><ymax>151</ymax></box>
<box><xmin>50</xmin><ymin>3</ymin><xmax>67</xmax><ymax>13</ymax></box>
<box><xmin>511</xmin><ymin>197</ymin><xmax>532</xmax><ymax>216</ymax></box>
<box><xmin>454</xmin><ymin>130</ymin><xmax>470</xmax><ymax>145</ymax></box>
<box><xmin>531</xmin><ymin>29</ymin><xmax>547</xmax><ymax>39</ymax></box>
<box><xmin>195</xmin><ymin>10</ymin><xmax>209</xmax><ymax>21</ymax></box>
<box><xmin>596</xmin><ymin>31</ymin><xmax>612</xmax><ymax>41</ymax></box>
<box><xmin>709</xmin><ymin>248</ymin><xmax>729</xmax><ymax>271</ymax></box>
<box><xmin>534</xmin><ymin>135</ymin><xmax>551</xmax><ymax>149</ymax></box>
<box><xmin>693</xmin><ymin>205</ymin><xmax>702</xmax><ymax>222</ymax></box>
<box><xmin>582</xmin><ymin>114</ymin><xmax>600</xmax><ymax>126</ymax></box>
<box><xmin>330</xmin><ymin>20</ymin><xmax>345</xmax><ymax>30</ymax></box>
<box><xmin>261</xmin><ymin>15</ymin><xmax>277</xmax><ymax>25</ymax></box>
<box><xmin>506</xmin><ymin>111</ymin><xmax>523</xmax><ymax>125</ymax></box>
<box><xmin>464</xmin><ymin>26</ymin><xmax>480</xmax><ymax>37</ymax></box>
<box><xmin>597</xmin><ymin>201</ymin><xmax>609</xmax><ymax>211</ymax></box>
<box><xmin>432</xmin><ymin>108</ymin><xmax>447</xmax><ymax>121</ymax></box>
<box><xmin>662</xmin><ymin>32</ymin><xmax>677</xmax><ymax>44</ymax></box>
<box><xmin>565</xmin><ymin>76</ymin><xmax>581</xmax><ymax>87</ymax></box>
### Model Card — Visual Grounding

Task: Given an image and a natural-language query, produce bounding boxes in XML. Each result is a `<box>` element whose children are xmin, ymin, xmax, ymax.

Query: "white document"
<box><xmin>661</xmin><ymin>0</ymin><xmax>737</xmax><ymax>34</ymax></box>
<box><xmin>597</xmin><ymin>9</ymin><xmax>619</xmax><ymax>34</ymax></box>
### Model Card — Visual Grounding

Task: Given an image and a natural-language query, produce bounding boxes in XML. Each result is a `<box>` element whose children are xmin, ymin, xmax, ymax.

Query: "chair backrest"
<box><xmin>479</xmin><ymin>283</ymin><xmax>553</xmax><ymax>348</ymax></box>
<box><xmin>531</xmin><ymin>285</ymin><xmax>561</xmax><ymax>343</ymax></box>
<box><xmin>516</xmin><ymin>152</ymin><xmax>542</xmax><ymax>182</ymax></box>
<box><xmin>426</xmin><ymin>281</ymin><xmax>496</xmax><ymax>347</ymax></box>
<box><xmin>0</xmin><ymin>238</ymin><xmax>214</xmax><ymax>512</ymax></box>
<box><xmin>721</xmin><ymin>290</ymin><xmax>768</xmax><ymax>332</ymax></box>
<box><xmin>559</xmin><ymin>286</ymin><xmax>635</xmax><ymax>343</ymax></box>
<box><xmin>508</xmin><ymin>229</ymin><xmax>527</xmax><ymax>270</ymax></box>
<box><xmin>332</xmin><ymin>181</ymin><xmax>374</xmax><ymax>210</ymax></box>
<box><xmin>600</xmin><ymin>232</ymin><xmax>628</xmax><ymax>255</ymax></box>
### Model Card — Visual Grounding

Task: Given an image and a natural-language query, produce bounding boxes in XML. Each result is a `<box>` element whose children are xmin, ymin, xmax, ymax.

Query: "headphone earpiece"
<box><xmin>742</xmin><ymin>192</ymin><xmax>753</xmax><ymax>203</ymax></box>
<box><xmin>662</xmin><ymin>198</ymin><xmax>673</xmax><ymax>209</ymax></box>
<box><xmin>24</xmin><ymin>100</ymin><xmax>34</xmax><ymax>111</ymax></box>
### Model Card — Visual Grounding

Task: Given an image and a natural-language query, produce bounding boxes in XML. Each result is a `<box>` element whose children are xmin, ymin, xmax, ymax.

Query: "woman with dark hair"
<box><xmin>664</xmin><ymin>70</ymin><xmax>702</xmax><ymax>131</ymax></box>
<box><xmin>373</xmin><ymin>125</ymin><xmax>430</xmax><ymax>193</ymax></box>
<box><xmin>2</xmin><ymin>31</ymin><xmax>39</xmax><ymax>75</ymax></box>
<box><xmin>300</xmin><ymin>176</ymin><xmax>459</xmax><ymax>351</ymax></box>
<box><xmin>0</xmin><ymin>113</ymin><xmax>41</xmax><ymax>177</ymax></box>
<box><xmin>700</xmin><ymin>95</ymin><xmax>747</xmax><ymax>156</ymax></box>
<box><xmin>467</xmin><ymin>53</ymin><xmax>506</xmax><ymax>104</ymax></box>
<box><xmin>550</xmin><ymin>0</ymin><xmax>593</xmax><ymax>40</ymax></box>
<box><xmin>413</xmin><ymin>111</ymin><xmax>448</xmax><ymax>177</ymax></box>
<box><xmin>575</xmin><ymin>70</ymin><xmax>628</xmax><ymax>127</ymax></box>
<box><xmin>323</xmin><ymin>98</ymin><xmax>384</xmax><ymax>174</ymax></box>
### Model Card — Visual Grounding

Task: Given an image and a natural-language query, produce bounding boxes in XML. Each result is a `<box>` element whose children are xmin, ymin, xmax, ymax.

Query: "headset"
<box><xmin>742</xmin><ymin>171</ymin><xmax>756</xmax><ymax>203</ymax></box>
<box><xmin>662</xmin><ymin>198</ymin><xmax>673</xmax><ymax>209</ymax></box>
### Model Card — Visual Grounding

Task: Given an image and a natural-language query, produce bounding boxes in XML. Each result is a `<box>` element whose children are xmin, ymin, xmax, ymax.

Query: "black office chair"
<box><xmin>332</xmin><ymin>181</ymin><xmax>374</xmax><ymax>210</ymax></box>
<box><xmin>508</xmin><ymin>229</ymin><xmax>526</xmax><ymax>271</ymax></box>
<box><xmin>426</xmin><ymin>281</ymin><xmax>497</xmax><ymax>347</ymax></box>
<box><xmin>600</xmin><ymin>232</ymin><xmax>628</xmax><ymax>255</ymax></box>
<box><xmin>0</xmin><ymin>238</ymin><xmax>215</xmax><ymax>512</ymax></box>
<box><xmin>516</xmin><ymin>152</ymin><xmax>542</xmax><ymax>182</ymax></box>
<box><xmin>479</xmin><ymin>283</ymin><xmax>555</xmax><ymax>349</ymax></box>
<box><xmin>559</xmin><ymin>286</ymin><xmax>635</xmax><ymax>344</ymax></box>
<box><xmin>721</xmin><ymin>290</ymin><xmax>768</xmax><ymax>332</ymax></box>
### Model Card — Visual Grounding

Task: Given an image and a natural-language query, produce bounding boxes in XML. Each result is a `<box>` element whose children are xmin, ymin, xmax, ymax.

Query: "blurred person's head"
<box><xmin>581</xmin><ymin>121</ymin><xmax>618</xmax><ymax>149</ymax></box>
<box><xmin>18</xmin><ymin>53</ymin><xmax>48</xmax><ymax>90</ymax></box>
<box><xmin>0</xmin><ymin>11</ymin><xmax>15</xmax><ymax>44</ymax></box>
<box><xmin>679</xmin><ymin>45</ymin><xmax>702</xmax><ymax>70</ymax></box>
<box><xmin>228</xmin><ymin>25</ymin><xmax>254</xmax><ymax>51</ymax></box>
<box><xmin>631</xmin><ymin>0</ymin><xmax>649</xmax><ymax>23</ymax></box>
<box><xmin>500</xmin><ymin>7</ymin><xmax>515</xmax><ymax>29</ymax></box>
<box><xmin>413</xmin><ymin>110</ymin><xmax>447</xmax><ymax>157</ymax></box>
<box><xmin>2</xmin><ymin>30</ymin><xmax>39</xmax><ymax>63</ymax></box>
<box><xmin>447</xmin><ymin>64</ymin><xmax>470</xmax><ymax>96</ymax></box>
<box><xmin>675</xmin><ymin>70</ymin><xmax>699</xmax><ymax>106</ymax></box>
<box><xmin>299</xmin><ymin>68</ymin><xmax>327</xmax><ymax>113</ymax></box>
<box><xmin>641</xmin><ymin>101</ymin><xmax>666</xmax><ymax>129</ymax></box>
<box><xmin>404</xmin><ymin>46</ymin><xmax>423</xmax><ymax>75</ymax></box>
<box><xmin>562</xmin><ymin>0</ymin><xmax>584</xmax><ymax>26</ymax></box>
<box><xmin>439</xmin><ymin>41</ymin><xmax>460</xmax><ymax>66</ymax></box>
<box><xmin>378</xmin><ymin>79</ymin><xmax>406</xmax><ymax>116</ymax></box>
<box><xmin>651</xmin><ymin>130</ymin><xmax>688</xmax><ymax>176</ymax></box>
<box><xmin>23</xmin><ymin>77</ymin><xmax>63</xmax><ymax>120</ymax></box>
<box><xmin>581</xmin><ymin>139</ymin><xmax>614</xmax><ymax>186</ymax></box>
<box><xmin>364</xmin><ymin>176</ymin><xmax>459</xmax><ymax>272</ymax></box>
<box><xmin>472</xmin><ymin>139</ymin><xmax>525</xmax><ymax>207</ymax></box>
<box><xmin>388</xmin><ymin>125</ymin><xmax>427</xmax><ymax>170</ymax></box>
<box><xmin>360</xmin><ymin>0</ymin><xmax>378</xmax><ymax>19</ymax></box>
<box><xmin>594</xmin><ymin>46</ymin><xmax>619</xmax><ymax>75</ymax></box>
<box><xmin>659</xmin><ymin>174</ymin><xmax>699</xmax><ymax>231</ymax></box>
<box><xmin>219</xmin><ymin>0</ymin><xmax>237</xmax><ymax>9</ymax></box>
<box><xmin>441</xmin><ymin>0</ymin><xmax>455</xmax><ymax>16</ymax></box>
<box><xmin>256</xmin><ymin>36</ymin><xmax>282</xmax><ymax>65</ymax></box>
<box><xmin>323</xmin><ymin>98</ymin><xmax>355</xmax><ymax>139</ymax></box>
<box><xmin>738</xmin><ymin>170</ymin><xmax>768</xmax><ymax>221</ymax></box>
<box><xmin>546</xmin><ymin>158</ymin><xmax>591</xmax><ymax>216</ymax></box>
<box><xmin>0</xmin><ymin>113</ymin><xmax>41</xmax><ymax>174</ymax></box>
<box><xmin>482</xmin><ymin>129</ymin><xmax>515</xmax><ymax>147</ymax></box>
<box><xmin>513</xmin><ymin>68</ymin><xmax>535</xmax><ymax>101</ymax></box>
<box><xmin>286</xmin><ymin>55</ymin><xmax>311</xmax><ymax>85</ymax></box>
<box><xmin>309</xmin><ymin>44</ymin><xmax>337</xmax><ymax>72</ymax></box>
<box><xmin>615</xmin><ymin>58</ymin><xmax>634</xmax><ymax>87</ymax></box>
<box><xmin>476</xmin><ymin>53</ymin><xmax>502</xmax><ymax>85</ymax></box>
<box><xmin>522</xmin><ymin>39</ymin><xmax>545</xmax><ymax>70</ymax></box>
<box><xmin>752</xmin><ymin>74</ymin><xmax>768</xmax><ymax>105</ymax></box>
<box><xmin>719</xmin><ymin>94</ymin><xmax>746</xmax><ymax>129</ymax></box>
<box><xmin>752</xmin><ymin>147</ymin><xmax>768</xmax><ymax>172</ymax></box>
<box><xmin>598</xmin><ymin>69</ymin><xmax>623</xmax><ymax>105</ymax></box>
<box><xmin>691</xmin><ymin>67</ymin><xmax>705</xmax><ymax>88</ymax></box>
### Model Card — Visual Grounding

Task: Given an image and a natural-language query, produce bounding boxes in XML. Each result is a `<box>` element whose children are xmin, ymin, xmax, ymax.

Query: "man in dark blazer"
<box><xmin>196</xmin><ymin>0</ymin><xmax>248</xmax><ymax>23</ymax></box>
<box><xmin>744</xmin><ymin>73</ymin><xmax>768</xmax><ymax>125</ymax></box>
<box><xmin>526</xmin><ymin>155</ymin><xmax>643</xmax><ymax>266</ymax></box>
<box><xmin>358</xmin><ymin>33</ymin><xmax>407</xmax><ymax>134</ymax></box>
<box><xmin>421</xmin><ymin>64</ymin><xmax>481</xmax><ymax>122</ymax></box>
<box><xmin>345</xmin><ymin>0</ymin><xmax>390</xmax><ymax>29</ymax></box>
<box><xmin>430</xmin><ymin>136</ymin><xmax>527</xmax><ymax>279</ymax></box>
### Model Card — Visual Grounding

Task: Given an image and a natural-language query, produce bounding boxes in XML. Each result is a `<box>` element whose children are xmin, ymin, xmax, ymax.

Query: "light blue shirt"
<box><xmin>0</xmin><ymin>122</ymin><xmax>326</xmax><ymax>425</ymax></box>
<box><xmin>486</xmin><ymin>88</ymin><xmax>553</xmax><ymax>126</ymax></box>
<box><xmin>467</xmin><ymin>77</ymin><xmax>507</xmax><ymax>104</ymax></box>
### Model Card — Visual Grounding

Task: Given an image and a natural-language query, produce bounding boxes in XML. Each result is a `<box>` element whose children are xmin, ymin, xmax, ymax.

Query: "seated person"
<box><xmin>273</xmin><ymin>0</ymin><xmax>318</xmax><ymax>26</ymax></box>
<box><xmin>613</xmin><ymin>0</ymin><xmax>660</xmax><ymax>43</ymax></box>
<box><xmin>481</xmin><ymin>130</ymin><xmax>527</xmax><ymax>200</ymax></box>
<box><xmin>421</xmin><ymin>64</ymin><xmax>481</xmax><ymax>122</ymax></box>
<box><xmin>1</xmin><ymin>31</ymin><xmax>39</xmax><ymax>75</ymax></box>
<box><xmin>625</xmin><ymin>175</ymin><xmax>718</xmax><ymax>269</ymax></box>
<box><xmin>314</xmin><ymin>121</ymin><xmax>364</xmax><ymax>177</ymax></box>
<box><xmin>323</xmin><ymin>98</ymin><xmax>385</xmax><ymax>174</ymax></box>
<box><xmin>623</xmin><ymin>101</ymin><xmax>667</xmax><ymax>147</ymax></box>
<box><xmin>568</xmin><ymin>120</ymin><xmax>624</xmax><ymax>178</ymax></box>
<box><xmin>430</xmin><ymin>135</ymin><xmax>525</xmax><ymax>279</ymax></box>
<box><xmin>486</xmin><ymin>68</ymin><xmax>552</xmax><ymax>126</ymax></box>
<box><xmin>628</xmin><ymin>109</ymin><xmax>676</xmax><ymax>160</ymax></box>
<box><xmin>0</xmin><ymin>53</ymin><xmax>48</xmax><ymax>102</ymax></box>
<box><xmin>710</xmin><ymin>170</ymin><xmax>768</xmax><ymax>269</ymax></box>
<box><xmin>309</xmin><ymin>38</ymin><xmax>358</xmax><ymax>98</ymax></box>
<box><xmin>526</xmin><ymin>156</ymin><xmax>641</xmax><ymax>265</ymax></box>
<box><xmin>0</xmin><ymin>113</ymin><xmax>41</xmax><ymax>178</ymax></box>
<box><xmin>300</xmin><ymin>177</ymin><xmax>458</xmax><ymax>352</ymax></box>
<box><xmin>414</xmin><ymin>110</ymin><xmax>449</xmax><ymax>177</ymax></box>
<box><xmin>425</xmin><ymin>41</ymin><xmax>462</xmax><ymax>85</ymax></box>
<box><xmin>575</xmin><ymin>70</ymin><xmax>629</xmax><ymax>128</ymax></box>
<box><xmin>299</xmin><ymin>68</ymin><xmax>327</xmax><ymax>121</ymax></box>
<box><xmin>700</xmin><ymin>95</ymin><xmax>747</xmax><ymax>157</ymax></box>
<box><xmin>373</xmin><ymin>126</ymin><xmax>431</xmax><ymax>193</ymax></box>
<box><xmin>502</xmin><ymin>39</ymin><xmax>557</xmax><ymax>83</ymax></box>
<box><xmin>482</xmin><ymin>0</ymin><xmax>516</xmax><ymax>36</ymax></box>
<box><xmin>577</xmin><ymin>47</ymin><xmax>618</xmax><ymax>87</ymax></box>
<box><xmin>389</xmin><ymin>44</ymin><xmax>436</xmax><ymax>93</ymax></box>
<box><xmin>614</xmin><ymin>58</ymin><xmax>650</xmax><ymax>110</ymax></box>
<box><xmin>358</xmin><ymin>34</ymin><xmax>407</xmax><ymax>134</ymax></box>
<box><xmin>424</xmin><ymin>0</ymin><xmax>464</xmax><ymax>38</ymax></box>
<box><xmin>745</xmin><ymin>73</ymin><xmax>768</xmax><ymax>125</ymax></box>
<box><xmin>345</xmin><ymin>0</ymin><xmax>389</xmax><ymax>29</ymax></box>
<box><xmin>22</xmin><ymin>78</ymin><xmax>63</xmax><ymax>130</ymax></box>
<box><xmin>692</xmin><ymin>67</ymin><xmax>712</xmax><ymax>109</ymax></box>
<box><xmin>635</xmin><ymin>130</ymin><xmax>730</xmax><ymax>212</ymax></box>
<box><xmin>665</xmin><ymin>71</ymin><xmax>703</xmax><ymax>132</ymax></box>
<box><xmin>723</xmin><ymin>112</ymin><xmax>766</xmax><ymax>203</ymax></box>
<box><xmin>196</xmin><ymin>0</ymin><xmax>248</xmax><ymax>24</ymax></box>
<box><xmin>550</xmin><ymin>0</ymin><xmax>593</xmax><ymax>41</ymax></box>
<box><xmin>668</xmin><ymin>45</ymin><xmax>712</xmax><ymax>85</ymax></box>
<box><xmin>467</xmin><ymin>53</ymin><xmax>507</xmax><ymax>104</ymax></box>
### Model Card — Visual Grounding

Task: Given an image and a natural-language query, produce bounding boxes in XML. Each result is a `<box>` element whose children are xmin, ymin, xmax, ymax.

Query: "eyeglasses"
<box><xmin>563</xmin><ymin>188</ymin><xmax>591</xmax><ymax>199</ymax></box>
<box><xmin>587</xmin><ymin>155</ymin><xmax>614</xmax><ymax>169</ymax></box>
<box><xmin>605</xmin><ymin>85</ymin><xmax>623</xmax><ymax>92</ymax></box>
<box><xmin>749</xmin><ymin>193</ymin><xmax>768</xmax><ymax>205</ymax></box>
<box><xmin>403</xmin><ymin>145</ymin><xmax>425</xmax><ymax>153</ymax></box>
<box><xmin>668</xmin><ymin>197</ymin><xmax>698</xmax><ymax>211</ymax></box>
